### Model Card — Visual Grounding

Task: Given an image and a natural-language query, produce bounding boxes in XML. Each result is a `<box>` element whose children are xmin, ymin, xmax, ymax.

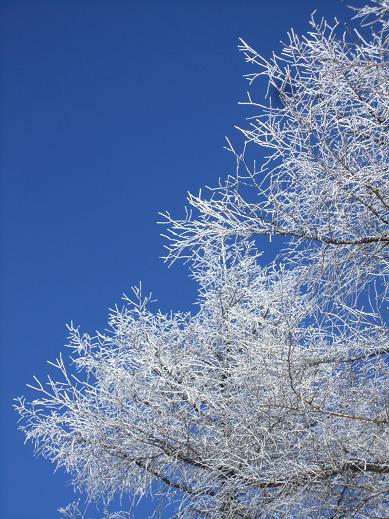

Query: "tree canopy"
<box><xmin>17</xmin><ymin>1</ymin><xmax>389</xmax><ymax>517</ymax></box>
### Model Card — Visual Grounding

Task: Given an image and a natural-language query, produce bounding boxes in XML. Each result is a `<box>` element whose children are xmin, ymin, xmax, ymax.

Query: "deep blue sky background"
<box><xmin>0</xmin><ymin>0</ymin><xmax>360</xmax><ymax>517</ymax></box>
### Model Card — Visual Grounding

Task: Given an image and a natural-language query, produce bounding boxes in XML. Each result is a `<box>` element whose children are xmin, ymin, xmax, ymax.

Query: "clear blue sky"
<box><xmin>0</xmin><ymin>0</ymin><xmax>360</xmax><ymax>517</ymax></box>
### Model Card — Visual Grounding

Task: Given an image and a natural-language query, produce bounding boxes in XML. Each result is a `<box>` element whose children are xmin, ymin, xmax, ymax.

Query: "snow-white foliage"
<box><xmin>16</xmin><ymin>2</ymin><xmax>388</xmax><ymax>518</ymax></box>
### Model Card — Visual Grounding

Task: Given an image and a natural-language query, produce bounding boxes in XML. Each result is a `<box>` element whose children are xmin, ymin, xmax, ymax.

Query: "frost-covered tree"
<box><xmin>16</xmin><ymin>2</ymin><xmax>388</xmax><ymax>518</ymax></box>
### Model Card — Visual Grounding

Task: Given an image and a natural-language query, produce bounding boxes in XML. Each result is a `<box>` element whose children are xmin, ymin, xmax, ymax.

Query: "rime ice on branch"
<box><xmin>16</xmin><ymin>2</ymin><xmax>389</xmax><ymax>518</ymax></box>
